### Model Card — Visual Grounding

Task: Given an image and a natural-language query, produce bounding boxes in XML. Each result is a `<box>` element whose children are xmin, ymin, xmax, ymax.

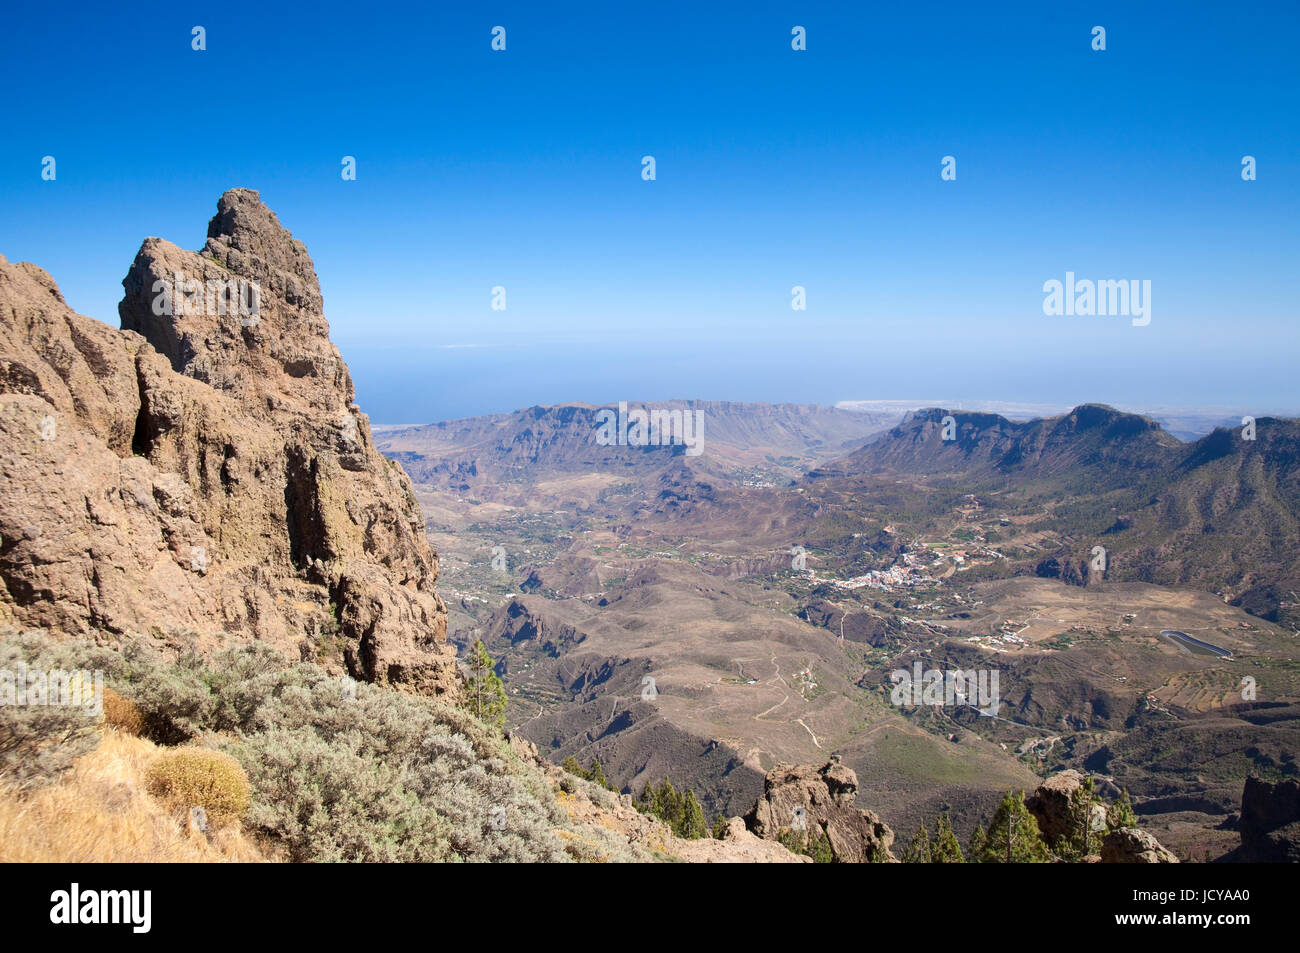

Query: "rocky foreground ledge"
<box><xmin>0</xmin><ymin>189</ymin><xmax>457</xmax><ymax>695</ymax></box>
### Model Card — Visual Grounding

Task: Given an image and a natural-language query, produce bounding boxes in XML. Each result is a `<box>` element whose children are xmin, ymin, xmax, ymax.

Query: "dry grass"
<box><xmin>0</xmin><ymin>728</ymin><xmax>272</xmax><ymax>862</ymax></box>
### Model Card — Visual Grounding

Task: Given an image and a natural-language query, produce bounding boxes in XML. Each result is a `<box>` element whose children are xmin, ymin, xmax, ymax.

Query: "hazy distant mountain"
<box><xmin>836</xmin><ymin>399</ymin><xmax>1293</xmax><ymax>442</ymax></box>
<box><xmin>374</xmin><ymin>400</ymin><xmax>899</xmax><ymax>495</ymax></box>
<box><xmin>825</xmin><ymin>404</ymin><xmax>1181</xmax><ymax>490</ymax></box>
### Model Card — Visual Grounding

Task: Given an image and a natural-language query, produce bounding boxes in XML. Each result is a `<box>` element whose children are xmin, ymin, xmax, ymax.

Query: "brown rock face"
<box><xmin>0</xmin><ymin>189</ymin><xmax>458</xmax><ymax>696</ymax></box>
<box><xmin>1100</xmin><ymin>828</ymin><xmax>1179</xmax><ymax>863</ymax></box>
<box><xmin>1027</xmin><ymin>771</ymin><xmax>1176</xmax><ymax>860</ymax></box>
<box><xmin>744</xmin><ymin>760</ymin><xmax>895</xmax><ymax>862</ymax></box>
<box><xmin>1237</xmin><ymin>776</ymin><xmax>1300</xmax><ymax>862</ymax></box>
<box><xmin>1026</xmin><ymin>769</ymin><xmax>1087</xmax><ymax>843</ymax></box>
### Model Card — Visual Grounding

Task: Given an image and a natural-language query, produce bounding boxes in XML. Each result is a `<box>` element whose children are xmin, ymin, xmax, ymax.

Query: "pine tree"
<box><xmin>712</xmin><ymin>813</ymin><xmax>729</xmax><ymax>839</ymax></box>
<box><xmin>932</xmin><ymin>813</ymin><xmax>965</xmax><ymax>863</ymax></box>
<box><xmin>1108</xmin><ymin>789</ymin><xmax>1138</xmax><ymax>830</ymax></box>
<box><xmin>589</xmin><ymin>759</ymin><xmax>609</xmax><ymax>790</ymax></box>
<box><xmin>662</xmin><ymin>781</ymin><xmax>685</xmax><ymax>833</ymax></box>
<box><xmin>903</xmin><ymin>822</ymin><xmax>933</xmax><ymax>863</ymax></box>
<box><xmin>660</xmin><ymin>774</ymin><xmax>681</xmax><ymax>826</ymax></box>
<box><xmin>979</xmin><ymin>790</ymin><xmax>1049</xmax><ymax>863</ymax></box>
<box><xmin>640</xmin><ymin>780</ymin><xmax>664</xmax><ymax>816</ymax></box>
<box><xmin>1062</xmin><ymin>775</ymin><xmax>1102</xmax><ymax>860</ymax></box>
<box><xmin>639</xmin><ymin>778</ymin><xmax>713</xmax><ymax>838</ymax></box>
<box><xmin>463</xmin><ymin>639</ymin><xmax>507</xmax><ymax>729</ymax></box>
<box><xmin>561</xmin><ymin>756</ymin><xmax>588</xmax><ymax>780</ymax></box>
<box><xmin>681</xmin><ymin>790</ymin><xmax>707</xmax><ymax>839</ymax></box>
<box><xmin>967</xmin><ymin>824</ymin><xmax>987</xmax><ymax>863</ymax></box>
<box><xmin>642</xmin><ymin>779</ymin><xmax>685</xmax><ymax>831</ymax></box>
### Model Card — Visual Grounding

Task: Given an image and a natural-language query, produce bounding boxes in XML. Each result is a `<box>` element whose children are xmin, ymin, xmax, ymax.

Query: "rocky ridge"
<box><xmin>0</xmin><ymin>189</ymin><xmax>457</xmax><ymax>695</ymax></box>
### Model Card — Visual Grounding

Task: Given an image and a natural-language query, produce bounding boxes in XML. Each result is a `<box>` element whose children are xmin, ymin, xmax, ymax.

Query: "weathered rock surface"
<box><xmin>1027</xmin><ymin>770</ymin><xmax>1176</xmax><ymax>860</ymax></box>
<box><xmin>1100</xmin><ymin>828</ymin><xmax>1179</xmax><ymax>863</ymax></box>
<box><xmin>1026</xmin><ymin>769</ymin><xmax>1088</xmax><ymax>843</ymax></box>
<box><xmin>744</xmin><ymin>760</ymin><xmax>895</xmax><ymax>862</ymax></box>
<box><xmin>1236</xmin><ymin>776</ymin><xmax>1300</xmax><ymax>862</ymax></box>
<box><xmin>0</xmin><ymin>190</ymin><xmax>457</xmax><ymax>695</ymax></box>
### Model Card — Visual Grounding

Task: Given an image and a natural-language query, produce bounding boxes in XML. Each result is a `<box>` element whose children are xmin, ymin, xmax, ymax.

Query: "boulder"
<box><xmin>1026</xmin><ymin>769</ymin><xmax>1086</xmax><ymax>843</ymax></box>
<box><xmin>1101</xmin><ymin>828</ymin><xmax>1179</xmax><ymax>863</ymax></box>
<box><xmin>744</xmin><ymin>760</ymin><xmax>895</xmax><ymax>862</ymax></box>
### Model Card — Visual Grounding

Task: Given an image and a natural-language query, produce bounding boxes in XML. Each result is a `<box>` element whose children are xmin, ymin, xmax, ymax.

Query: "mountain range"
<box><xmin>3</xmin><ymin>191</ymin><xmax>1297</xmax><ymax>864</ymax></box>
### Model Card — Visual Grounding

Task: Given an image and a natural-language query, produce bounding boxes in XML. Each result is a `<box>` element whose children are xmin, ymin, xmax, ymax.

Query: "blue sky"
<box><xmin>2</xmin><ymin>1</ymin><xmax>1297</xmax><ymax>422</ymax></box>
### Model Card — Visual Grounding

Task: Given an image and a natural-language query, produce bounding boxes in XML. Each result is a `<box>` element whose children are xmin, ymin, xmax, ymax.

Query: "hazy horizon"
<box><xmin>341</xmin><ymin>341</ymin><xmax>1300</xmax><ymax>424</ymax></box>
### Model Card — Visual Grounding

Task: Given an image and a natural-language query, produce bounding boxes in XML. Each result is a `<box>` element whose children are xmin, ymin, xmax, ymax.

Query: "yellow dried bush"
<box><xmin>144</xmin><ymin>748</ymin><xmax>251</xmax><ymax>828</ymax></box>
<box><xmin>101</xmin><ymin>687</ymin><xmax>145</xmax><ymax>736</ymax></box>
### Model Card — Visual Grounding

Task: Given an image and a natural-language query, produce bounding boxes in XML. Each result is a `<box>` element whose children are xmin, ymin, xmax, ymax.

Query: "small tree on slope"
<box><xmin>464</xmin><ymin>639</ymin><xmax>507</xmax><ymax>730</ymax></box>
<box><xmin>978</xmin><ymin>790</ymin><xmax>1050</xmax><ymax>863</ymax></box>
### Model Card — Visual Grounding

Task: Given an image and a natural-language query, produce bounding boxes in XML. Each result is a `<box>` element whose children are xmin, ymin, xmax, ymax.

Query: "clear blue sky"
<box><xmin>2</xmin><ymin>0</ymin><xmax>1297</xmax><ymax>421</ymax></box>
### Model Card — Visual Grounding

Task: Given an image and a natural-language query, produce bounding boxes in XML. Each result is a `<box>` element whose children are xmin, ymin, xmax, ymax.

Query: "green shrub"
<box><xmin>777</xmin><ymin>827</ymin><xmax>834</xmax><ymax>862</ymax></box>
<box><xmin>0</xmin><ymin>630</ymin><xmax>103</xmax><ymax>788</ymax></box>
<box><xmin>203</xmin><ymin>659</ymin><xmax>571</xmax><ymax>861</ymax></box>
<box><xmin>0</xmin><ymin>631</ymin><xmax>588</xmax><ymax>862</ymax></box>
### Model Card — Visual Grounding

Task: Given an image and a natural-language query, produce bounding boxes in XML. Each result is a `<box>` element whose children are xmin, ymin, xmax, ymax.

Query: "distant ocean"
<box><xmin>342</xmin><ymin>340</ymin><xmax>1294</xmax><ymax>428</ymax></box>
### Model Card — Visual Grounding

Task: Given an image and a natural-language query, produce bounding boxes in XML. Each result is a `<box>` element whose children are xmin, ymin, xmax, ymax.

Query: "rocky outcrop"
<box><xmin>485</xmin><ymin>598</ymin><xmax>586</xmax><ymax>657</ymax></box>
<box><xmin>1028</xmin><ymin>771</ymin><xmax>1177</xmax><ymax>860</ymax></box>
<box><xmin>1026</xmin><ymin>769</ymin><xmax>1088</xmax><ymax>843</ymax></box>
<box><xmin>1100</xmin><ymin>828</ymin><xmax>1179</xmax><ymax>863</ymax></box>
<box><xmin>1236</xmin><ymin>776</ymin><xmax>1300</xmax><ymax>862</ymax></box>
<box><xmin>744</xmin><ymin>760</ymin><xmax>895</xmax><ymax>862</ymax></box>
<box><xmin>0</xmin><ymin>190</ymin><xmax>457</xmax><ymax>695</ymax></box>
